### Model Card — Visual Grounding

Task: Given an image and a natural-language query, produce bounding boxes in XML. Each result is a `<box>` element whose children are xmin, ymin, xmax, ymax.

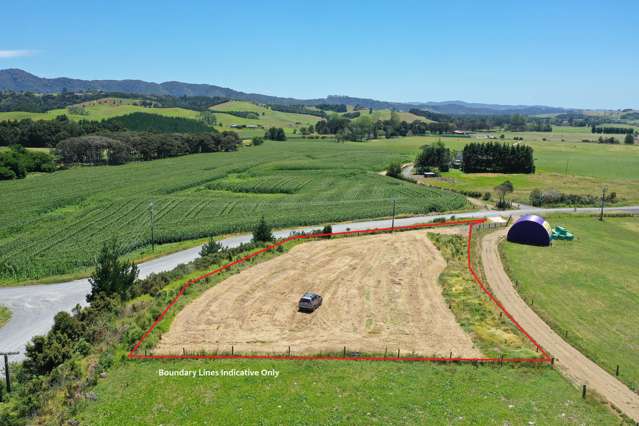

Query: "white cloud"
<box><xmin>0</xmin><ymin>50</ymin><xmax>37</xmax><ymax>58</ymax></box>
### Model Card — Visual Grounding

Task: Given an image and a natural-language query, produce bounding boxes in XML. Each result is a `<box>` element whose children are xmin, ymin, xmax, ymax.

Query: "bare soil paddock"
<box><xmin>155</xmin><ymin>229</ymin><xmax>481</xmax><ymax>357</ymax></box>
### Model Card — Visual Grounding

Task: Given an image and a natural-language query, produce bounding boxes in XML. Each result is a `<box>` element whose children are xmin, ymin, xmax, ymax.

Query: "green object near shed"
<box><xmin>551</xmin><ymin>226</ymin><xmax>574</xmax><ymax>241</ymax></box>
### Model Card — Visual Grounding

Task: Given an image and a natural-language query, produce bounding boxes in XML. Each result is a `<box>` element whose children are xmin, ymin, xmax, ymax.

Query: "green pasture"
<box><xmin>75</xmin><ymin>360</ymin><xmax>622</xmax><ymax>425</ymax></box>
<box><xmin>353</xmin><ymin>108</ymin><xmax>432</xmax><ymax>123</ymax></box>
<box><xmin>0</xmin><ymin>98</ymin><xmax>324</xmax><ymax>137</ymax></box>
<box><xmin>210</xmin><ymin>100</ymin><xmax>322</xmax><ymax>132</ymax></box>
<box><xmin>369</xmin><ymin>133</ymin><xmax>639</xmax><ymax>204</ymax></box>
<box><xmin>0</xmin><ymin>99</ymin><xmax>202</xmax><ymax>122</ymax></box>
<box><xmin>501</xmin><ymin>215</ymin><xmax>639</xmax><ymax>391</ymax></box>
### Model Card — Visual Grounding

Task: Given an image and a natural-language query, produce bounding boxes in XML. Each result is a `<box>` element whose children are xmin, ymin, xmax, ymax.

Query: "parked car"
<box><xmin>298</xmin><ymin>292</ymin><xmax>323</xmax><ymax>312</ymax></box>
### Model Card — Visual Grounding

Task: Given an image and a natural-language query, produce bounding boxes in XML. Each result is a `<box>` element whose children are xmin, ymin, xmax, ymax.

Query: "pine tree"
<box><xmin>252</xmin><ymin>216</ymin><xmax>274</xmax><ymax>242</ymax></box>
<box><xmin>87</xmin><ymin>239</ymin><xmax>138</xmax><ymax>302</ymax></box>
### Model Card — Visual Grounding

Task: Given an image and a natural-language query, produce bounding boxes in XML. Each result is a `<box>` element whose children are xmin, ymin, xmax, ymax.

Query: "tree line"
<box><xmin>315</xmin><ymin>104</ymin><xmax>347</xmax><ymax>112</ymax></box>
<box><xmin>411</xmin><ymin>110</ymin><xmax>552</xmax><ymax>132</ymax></box>
<box><xmin>591</xmin><ymin>125</ymin><xmax>635</xmax><ymax>134</ymax></box>
<box><xmin>309</xmin><ymin>111</ymin><xmax>554</xmax><ymax>143</ymax></box>
<box><xmin>462</xmin><ymin>142</ymin><xmax>535</xmax><ymax>173</ymax></box>
<box><xmin>0</xmin><ymin>90</ymin><xmax>229</xmax><ymax>113</ymax></box>
<box><xmin>0</xmin><ymin>115</ymin><xmax>121</xmax><ymax>147</ymax></box>
<box><xmin>56</xmin><ymin>131</ymin><xmax>241</xmax><ymax>165</ymax></box>
<box><xmin>0</xmin><ymin>112</ymin><xmax>221</xmax><ymax>148</ymax></box>
<box><xmin>104</xmin><ymin>112</ymin><xmax>213</xmax><ymax>133</ymax></box>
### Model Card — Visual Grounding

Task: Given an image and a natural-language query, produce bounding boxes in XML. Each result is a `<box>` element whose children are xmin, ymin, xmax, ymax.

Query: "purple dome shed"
<box><xmin>507</xmin><ymin>215</ymin><xmax>552</xmax><ymax>246</ymax></box>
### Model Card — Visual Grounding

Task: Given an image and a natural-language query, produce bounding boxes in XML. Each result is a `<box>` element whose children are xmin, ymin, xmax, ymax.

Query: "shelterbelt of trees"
<box><xmin>0</xmin><ymin>113</ymin><xmax>242</xmax><ymax>180</ymax></box>
<box><xmin>591</xmin><ymin>125</ymin><xmax>635</xmax><ymax>134</ymax></box>
<box><xmin>0</xmin><ymin>91</ymin><xmax>228</xmax><ymax>113</ymax></box>
<box><xmin>415</xmin><ymin>141</ymin><xmax>535</xmax><ymax>175</ymax></box>
<box><xmin>0</xmin><ymin>113</ymin><xmax>222</xmax><ymax>148</ymax></box>
<box><xmin>56</xmin><ymin>131</ymin><xmax>241</xmax><ymax>165</ymax></box>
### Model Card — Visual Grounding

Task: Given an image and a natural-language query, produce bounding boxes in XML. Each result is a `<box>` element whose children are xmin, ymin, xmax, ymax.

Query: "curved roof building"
<box><xmin>506</xmin><ymin>215</ymin><xmax>552</xmax><ymax>246</ymax></box>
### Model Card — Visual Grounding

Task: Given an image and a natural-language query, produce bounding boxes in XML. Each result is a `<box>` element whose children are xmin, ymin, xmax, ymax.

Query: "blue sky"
<box><xmin>2</xmin><ymin>0</ymin><xmax>638</xmax><ymax>109</ymax></box>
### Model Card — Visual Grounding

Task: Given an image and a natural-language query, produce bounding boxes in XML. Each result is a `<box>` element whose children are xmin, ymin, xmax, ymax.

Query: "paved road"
<box><xmin>481</xmin><ymin>229</ymin><xmax>639</xmax><ymax>422</ymax></box>
<box><xmin>1</xmin><ymin>206</ymin><xmax>638</xmax><ymax>359</ymax></box>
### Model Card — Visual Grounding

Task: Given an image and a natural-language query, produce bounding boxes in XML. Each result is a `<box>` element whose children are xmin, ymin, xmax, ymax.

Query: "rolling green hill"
<box><xmin>0</xmin><ymin>98</ymin><xmax>328</xmax><ymax>138</ymax></box>
<box><xmin>210</xmin><ymin>100</ymin><xmax>322</xmax><ymax>133</ymax></box>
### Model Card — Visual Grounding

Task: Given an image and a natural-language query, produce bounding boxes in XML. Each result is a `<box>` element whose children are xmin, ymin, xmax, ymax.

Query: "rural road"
<box><xmin>1</xmin><ymin>205</ymin><xmax>638</xmax><ymax>360</ymax></box>
<box><xmin>481</xmin><ymin>229</ymin><xmax>639</xmax><ymax>422</ymax></box>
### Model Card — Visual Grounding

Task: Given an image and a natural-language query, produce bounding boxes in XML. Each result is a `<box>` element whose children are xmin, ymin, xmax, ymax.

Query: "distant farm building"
<box><xmin>507</xmin><ymin>215</ymin><xmax>552</xmax><ymax>246</ymax></box>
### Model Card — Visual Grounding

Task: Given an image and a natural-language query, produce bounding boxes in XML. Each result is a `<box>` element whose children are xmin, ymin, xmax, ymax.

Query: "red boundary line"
<box><xmin>128</xmin><ymin>218</ymin><xmax>551</xmax><ymax>364</ymax></box>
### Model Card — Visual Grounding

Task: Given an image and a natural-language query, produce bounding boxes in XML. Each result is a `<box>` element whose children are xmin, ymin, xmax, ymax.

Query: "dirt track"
<box><xmin>481</xmin><ymin>229</ymin><xmax>639</xmax><ymax>422</ymax></box>
<box><xmin>155</xmin><ymin>230</ymin><xmax>480</xmax><ymax>357</ymax></box>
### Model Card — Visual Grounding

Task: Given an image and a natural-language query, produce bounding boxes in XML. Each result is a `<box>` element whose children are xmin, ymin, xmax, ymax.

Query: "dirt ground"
<box><xmin>155</xmin><ymin>229</ymin><xmax>481</xmax><ymax>357</ymax></box>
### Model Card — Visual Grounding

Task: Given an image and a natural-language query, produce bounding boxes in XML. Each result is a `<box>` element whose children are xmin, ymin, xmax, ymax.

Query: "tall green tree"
<box><xmin>415</xmin><ymin>142</ymin><xmax>451</xmax><ymax>173</ymax></box>
<box><xmin>252</xmin><ymin>216</ymin><xmax>274</xmax><ymax>242</ymax></box>
<box><xmin>87</xmin><ymin>239</ymin><xmax>138</xmax><ymax>302</ymax></box>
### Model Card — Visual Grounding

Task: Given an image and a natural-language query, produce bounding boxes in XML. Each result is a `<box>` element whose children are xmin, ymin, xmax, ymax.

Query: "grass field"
<box><xmin>75</xmin><ymin>360</ymin><xmax>622</xmax><ymax>425</ymax></box>
<box><xmin>353</xmin><ymin>108</ymin><xmax>433</xmax><ymax>123</ymax></box>
<box><xmin>0</xmin><ymin>138</ymin><xmax>466</xmax><ymax>284</ymax></box>
<box><xmin>0</xmin><ymin>98</ymin><xmax>322</xmax><ymax>138</ymax></box>
<box><xmin>210</xmin><ymin>100</ymin><xmax>322</xmax><ymax>133</ymax></box>
<box><xmin>370</xmin><ymin>133</ymin><xmax>639</xmax><ymax>204</ymax></box>
<box><xmin>500</xmin><ymin>215</ymin><xmax>639</xmax><ymax>391</ymax></box>
<box><xmin>0</xmin><ymin>305</ymin><xmax>10</xmax><ymax>328</ymax></box>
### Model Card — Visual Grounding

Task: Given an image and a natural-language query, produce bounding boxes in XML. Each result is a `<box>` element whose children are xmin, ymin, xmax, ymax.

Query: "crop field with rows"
<box><xmin>0</xmin><ymin>138</ymin><xmax>466</xmax><ymax>283</ymax></box>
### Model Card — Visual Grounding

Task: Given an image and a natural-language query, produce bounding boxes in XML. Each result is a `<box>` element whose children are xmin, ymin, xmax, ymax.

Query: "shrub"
<box><xmin>386</xmin><ymin>162</ymin><xmax>402</xmax><ymax>178</ymax></box>
<box><xmin>529</xmin><ymin>189</ymin><xmax>543</xmax><ymax>207</ymax></box>
<box><xmin>0</xmin><ymin>165</ymin><xmax>16</xmax><ymax>180</ymax></box>
<box><xmin>200</xmin><ymin>236</ymin><xmax>223</xmax><ymax>257</ymax></box>
<box><xmin>481</xmin><ymin>192</ymin><xmax>492</xmax><ymax>201</ymax></box>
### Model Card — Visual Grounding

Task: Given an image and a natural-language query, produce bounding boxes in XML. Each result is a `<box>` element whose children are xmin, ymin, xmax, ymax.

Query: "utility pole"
<box><xmin>149</xmin><ymin>201</ymin><xmax>155</xmax><ymax>251</ymax></box>
<box><xmin>1</xmin><ymin>352</ymin><xmax>19</xmax><ymax>395</ymax></box>
<box><xmin>599</xmin><ymin>186</ymin><xmax>607</xmax><ymax>221</ymax></box>
<box><xmin>391</xmin><ymin>199</ymin><xmax>396</xmax><ymax>232</ymax></box>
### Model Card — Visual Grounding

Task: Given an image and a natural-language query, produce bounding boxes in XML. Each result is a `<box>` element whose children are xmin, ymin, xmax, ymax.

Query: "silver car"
<box><xmin>298</xmin><ymin>292</ymin><xmax>323</xmax><ymax>312</ymax></box>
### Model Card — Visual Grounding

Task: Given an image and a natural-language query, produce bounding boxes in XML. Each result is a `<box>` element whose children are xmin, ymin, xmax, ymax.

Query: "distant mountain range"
<box><xmin>0</xmin><ymin>69</ymin><xmax>572</xmax><ymax>115</ymax></box>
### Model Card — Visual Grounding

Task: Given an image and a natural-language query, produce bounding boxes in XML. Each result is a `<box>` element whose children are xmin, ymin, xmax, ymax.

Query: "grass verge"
<box><xmin>428</xmin><ymin>231</ymin><xmax>539</xmax><ymax>359</ymax></box>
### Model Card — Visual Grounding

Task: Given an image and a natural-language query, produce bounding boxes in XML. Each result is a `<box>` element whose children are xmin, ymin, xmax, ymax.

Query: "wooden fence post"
<box><xmin>582</xmin><ymin>384</ymin><xmax>587</xmax><ymax>399</ymax></box>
